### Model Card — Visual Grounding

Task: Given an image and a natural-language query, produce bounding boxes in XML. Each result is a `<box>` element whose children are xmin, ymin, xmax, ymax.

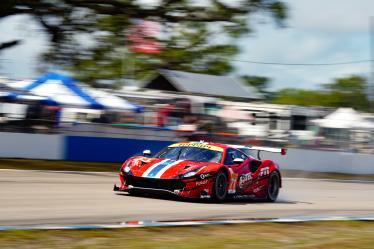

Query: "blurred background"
<box><xmin>0</xmin><ymin>0</ymin><xmax>373</xmax><ymax>165</ymax></box>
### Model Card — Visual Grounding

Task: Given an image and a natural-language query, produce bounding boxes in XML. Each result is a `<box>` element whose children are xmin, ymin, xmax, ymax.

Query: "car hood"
<box><xmin>128</xmin><ymin>157</ymin><xmax>218</xmax><ymax>179</ymax></box>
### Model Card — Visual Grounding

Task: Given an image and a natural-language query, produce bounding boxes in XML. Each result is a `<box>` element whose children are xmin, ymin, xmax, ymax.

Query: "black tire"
<box><xmin>213</xmin><ymin>170</ymin><xmax>228</xmax><ymax>202</ymax></box>
<box><xmin>266</xmin><ymin>171</ymin><xmax>280</xmax><ymax>202</ymax></box>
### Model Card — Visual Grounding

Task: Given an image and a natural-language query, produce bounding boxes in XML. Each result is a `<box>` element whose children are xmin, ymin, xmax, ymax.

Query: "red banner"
<box><xmin>127</xmin><ymin>20</ymin><xmax>162</xmax><ymax>54</ymax></box>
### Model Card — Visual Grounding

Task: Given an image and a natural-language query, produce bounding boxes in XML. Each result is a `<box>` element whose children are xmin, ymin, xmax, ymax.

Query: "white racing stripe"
<box><xmin>154</xmin><ymin>160</ymin><xmax>183</xmax><ymax>178</ymax></box>
<box><xmin>141</xmin><ymin>159</ymin><xmax>169</xmax><ymax>177</ymax></box>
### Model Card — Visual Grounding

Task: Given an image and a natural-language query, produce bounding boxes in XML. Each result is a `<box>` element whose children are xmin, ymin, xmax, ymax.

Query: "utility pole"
<box><xmin>370</xmin><ymin>17</ymin><xmax>374</xmax><ymax>110</ymax></box>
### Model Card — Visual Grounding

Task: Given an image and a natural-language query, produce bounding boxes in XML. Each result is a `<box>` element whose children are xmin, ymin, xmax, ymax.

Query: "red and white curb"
<box><xmin>1</xmin><ymin>216</ymin><xmax>374</xmax><ymax>231</ymax></box>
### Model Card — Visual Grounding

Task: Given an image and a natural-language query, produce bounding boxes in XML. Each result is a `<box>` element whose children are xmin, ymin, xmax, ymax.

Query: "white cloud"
<box><xmin>288</xmin><ymin>0</ymin><xmax>374</xmax><ymax>33</ymax></box>
<box><xmin>235</xmin><ymin>0</ymin><xmax>373</xmax><ymax>90</ymax></box>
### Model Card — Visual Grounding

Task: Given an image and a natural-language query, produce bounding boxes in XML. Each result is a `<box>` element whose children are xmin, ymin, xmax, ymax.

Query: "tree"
<box><xmin>272</xmin><ymin>88</ymin><xmax>328</xmax><ymax>106</ymax></box>
<box><xmin>241</xmin><ymin>75</ymin><xmax>270</xmax><ymax>93</ymax></box>
<box><xmin>324</xmin><ymin>75</ymin><xmax>370</xmax><ymax>111</ymax></box>
<box><xmin>272</xmin><ymin>75</ymin><xmax>371</xmax><ymax>111</ymax></box>
<box><xmin>0</xmin><ymin>0</ymin><xmax>287</xmax><ymax>87</ymax></box>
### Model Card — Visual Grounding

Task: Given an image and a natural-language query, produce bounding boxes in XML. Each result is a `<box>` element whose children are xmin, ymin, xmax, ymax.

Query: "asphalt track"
<box><xmin>1</xmin><ymin>169</ymin><xmax>374</xmax><ymax>226</ymax></box>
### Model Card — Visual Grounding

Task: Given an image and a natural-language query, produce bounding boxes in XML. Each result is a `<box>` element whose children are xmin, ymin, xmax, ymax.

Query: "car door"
<box><xmin>224</xmin><ymin>148</ymin><xmax>254</xmax><ymax>193</ymax></box>
<box><xmin>224</xmin><ymin>148</ymin><xmax>247</xmax><ymax>166</ymax></box>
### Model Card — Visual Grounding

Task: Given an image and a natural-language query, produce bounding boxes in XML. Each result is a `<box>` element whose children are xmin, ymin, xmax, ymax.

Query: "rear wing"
<box><xmin>243</xmin><ymin>146</ymin><xmax>287</xmax><ymax>160</ymax></box>
<box><xmin>247</xmin><ymin>146</ymin><xmax>287</xmax><ymax>155</ymax></box>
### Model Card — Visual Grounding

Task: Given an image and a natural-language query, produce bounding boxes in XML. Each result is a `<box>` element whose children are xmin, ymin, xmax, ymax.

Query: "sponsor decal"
<box><xmin>200</xmin><ymin>189</ymin><xmax>211</xmax><ymax>198</ymax></box>
<box><xmin>199</xmin><ymin>173</ymin><xmax>211</xmax><ymax>180</ymax></box>
<box><xmin>239</xmin><ymin>173</ymin><xmax>253</xmax><ymax>189</ymax></box>
<box><xmin>227</xmin><ymin>168</ymin><xmax>237</xmax><ymax>194</ymax></box>
<box><xmin>233</xmin><ymin>194</ymin><xmax>256</xmax><ymax>199</ymax></box>
<box><xmin>253</xmin><ymin>186</ymin><xmax>264</xmax><ymax>193</ymax></box>
<box><xmin>196</xmin><ymin>180</ymin><xmax>208</xmax><ymax>186</ymax></box>
<box><xmin>130</xmin><ymin>159</ymin><xmax>141</xmax><ymax>168</ymax></box>
<box><xmin>132</xmin><ymin>158</ymin><xmax>152</xmax><ymax>169</ymax></box>
<box><xmin>259</xmin><ymin>167</ymin><xmax>270</xmax><ymax>177</ymax></box>
<box><xmin>168</xmin><ymin>142</ymin><xmax>223</xmax><ymax>152</ymax></box>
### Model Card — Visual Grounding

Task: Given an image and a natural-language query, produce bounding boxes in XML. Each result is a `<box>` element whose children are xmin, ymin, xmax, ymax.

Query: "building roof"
<box><xmin>145</xmin><ymin>69</ymin><xmax>262</xmax><ymax>99</ymax></box>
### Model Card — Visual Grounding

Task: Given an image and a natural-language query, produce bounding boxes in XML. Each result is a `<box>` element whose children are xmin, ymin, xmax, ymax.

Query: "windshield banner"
<box><xmin>169</xmin><ymin>142</ymin><xmax>224</xmax><ymax>152</ymax></box>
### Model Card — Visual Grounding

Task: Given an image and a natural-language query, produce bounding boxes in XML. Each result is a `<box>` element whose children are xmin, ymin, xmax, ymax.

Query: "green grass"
<box><xmin>0</xmin><ymin>221</ymin><xmax>374</xmax><ymax>248</ymax></box>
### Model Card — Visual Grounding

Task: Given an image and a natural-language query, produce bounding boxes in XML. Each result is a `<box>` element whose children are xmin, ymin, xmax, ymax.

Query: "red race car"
<box><xmin>114</xmin><ymin>141</ymin><xmax>286</xmax><ymax>202</ymax></box>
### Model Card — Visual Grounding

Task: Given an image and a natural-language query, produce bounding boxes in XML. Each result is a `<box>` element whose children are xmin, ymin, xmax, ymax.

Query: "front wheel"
<box><xmin>213</xmin><ymin>170</ymin><xmax>228</xmax><ymax>202</ymax></box>
<box><xmin>266</xmin><ymin>171</ymin><xmax>280</xmax><ymax>202</ymax></box>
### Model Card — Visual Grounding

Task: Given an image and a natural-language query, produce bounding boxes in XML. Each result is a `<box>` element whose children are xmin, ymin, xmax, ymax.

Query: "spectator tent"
<box><xmin>311</xmin><ymin>108</ymin><xmax>374</xmax><ymax>130</ymax></box>
<box><xmin>0</xmin><ymin>82</ymin><xmax>54</xmax><ymax>104</ymax></box>
<box><xmin>10</xmin><ymin>72</ymin><xmax>138</xmax><ymax>111</ymax></box>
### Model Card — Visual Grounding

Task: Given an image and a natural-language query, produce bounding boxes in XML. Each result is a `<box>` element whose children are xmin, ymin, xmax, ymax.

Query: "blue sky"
<box><xmin>235</xmin><ymin>0</ymin><xmax>373</xmax><ymax>90</ymax></box>
<box><xmin>0</xmin><ymin>0</ymin><xmax>373</xmax><ymax>90</ymax></box>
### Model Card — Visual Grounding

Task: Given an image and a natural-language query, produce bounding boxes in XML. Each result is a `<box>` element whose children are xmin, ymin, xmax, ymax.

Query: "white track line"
<box><xmin>1</xmin><ymin>216</ymin><xmax>374</xmax><ymax>231</ymax></box>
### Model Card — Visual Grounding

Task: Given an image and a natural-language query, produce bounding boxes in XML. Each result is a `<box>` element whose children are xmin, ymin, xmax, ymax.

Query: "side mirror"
<box><xmin>233</xmin><ymin>158</ymin><xmax>244</xmax><ymax>164</ymax></box>
<box><xmin>142</xmin><ymin>149</ymin><xmax>151</xmax><ymax>156</ymax></box>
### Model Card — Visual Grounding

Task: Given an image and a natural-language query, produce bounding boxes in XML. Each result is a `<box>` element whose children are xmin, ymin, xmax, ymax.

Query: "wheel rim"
<box><xmin>268</xmin><ymin>174</ymin><xmax>279</xmax><ymax>200</ymax></box>
<box><xmin>216</xmin><ymin>174</ymin><xmax>227</xmax><ymax>199</ymax></box>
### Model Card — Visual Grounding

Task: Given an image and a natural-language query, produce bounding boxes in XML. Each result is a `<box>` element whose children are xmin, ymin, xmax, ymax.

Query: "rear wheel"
<box><xmin>213</xmin><ymin>170</ymin><xmax>228</xmax><ymax>202</ymax></box>
<box><xmin>266</xmin><ymin>171</ymin><xmax>280</xmax><ymax>202</ymax></box>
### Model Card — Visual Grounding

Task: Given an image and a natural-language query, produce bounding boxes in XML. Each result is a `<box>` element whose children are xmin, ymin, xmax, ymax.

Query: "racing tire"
<box><xmin>266</xmin><ymin>171</ymin><xmax>280</xmax><ymax>202</ymax></box>
<box><xmin>212</xmin><ymin>170</ymin><xmax>228</xmax><ymax>202</ymax></box>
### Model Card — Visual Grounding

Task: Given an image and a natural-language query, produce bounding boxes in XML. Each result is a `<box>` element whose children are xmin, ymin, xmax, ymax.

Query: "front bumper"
<box><xmin>115</xmin><ymin>174</ymin><xmax>214</xmax><ymax>199</ymax></box>
<box><xmin>114</xmin><ymin>184</ymin><xmax>179</xmax><ymax>196</ymax></box>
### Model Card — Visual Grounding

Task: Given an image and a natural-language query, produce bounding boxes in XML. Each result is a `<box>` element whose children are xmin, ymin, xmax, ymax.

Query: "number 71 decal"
<box><xmin>259</xmin><ymin>167</ymin><xmax>270</xmax><ymax>177</ymax></box>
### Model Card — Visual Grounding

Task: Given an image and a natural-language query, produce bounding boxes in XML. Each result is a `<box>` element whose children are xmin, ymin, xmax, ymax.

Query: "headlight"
<box><xmin>182</xmin><ymin>166</ymin><xmax>207</xmax><ymax>178</ymax></box>
<box><xmin>124</xmin><ymin>166</ymin><xmax>131</xmax><ymax>173</ymax></box>
<box><xmin>183</xmin><ymin>171</ymin><xmax>197</xmax><ymax>178</ymax></box>
<box><xmin>121</xmin><ymin>161</ymin><xmax>132</xmax><ymax>174</ymax></box>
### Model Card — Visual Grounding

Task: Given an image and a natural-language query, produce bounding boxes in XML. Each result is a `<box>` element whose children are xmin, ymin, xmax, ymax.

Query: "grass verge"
<box><xmin>0</xmin><ymin>221</ymin><xmax>374</xmax><ymax>249</ymax></box>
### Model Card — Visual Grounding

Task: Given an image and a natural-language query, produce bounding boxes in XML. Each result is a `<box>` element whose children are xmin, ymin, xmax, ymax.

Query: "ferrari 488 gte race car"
<box><xmin>114</xmin><ymin>141</ymin><xmax>286</xmax><ymax>202</ymax></box>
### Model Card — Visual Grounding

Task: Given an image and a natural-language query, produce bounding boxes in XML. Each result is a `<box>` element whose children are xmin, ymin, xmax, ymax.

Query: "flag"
<box><xmin>127</xmin><ymin>20</ymin><xmax>162</xmax><ymax>54</ymax></box>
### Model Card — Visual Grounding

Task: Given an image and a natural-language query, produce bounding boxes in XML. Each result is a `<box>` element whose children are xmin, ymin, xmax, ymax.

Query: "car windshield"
<box><xmin>156</xmin><ymin>147</ymin><xmax>222</xmax><ymax>163</ymax></box>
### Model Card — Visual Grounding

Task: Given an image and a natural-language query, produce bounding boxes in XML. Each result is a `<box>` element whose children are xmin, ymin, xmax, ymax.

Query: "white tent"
<box><xmin>8</xmin><ymin>73</ymin><xmax>140</xmax><ymax>111</ymax></box>
<box><xmin>83</xmin><ymin>87</ymin><xmax>138</xmax><ymax>111</ymax></box>
<box><xmin>311</xmin><ymin>108</ymin><xmax>374</xmax><ymax>129</ymax></box>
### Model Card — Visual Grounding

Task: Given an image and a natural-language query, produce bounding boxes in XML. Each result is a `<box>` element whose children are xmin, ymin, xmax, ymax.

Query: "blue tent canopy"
<box><xmin>10</xmin><ymin>72</ymin><xmax>143</xmax><ymax>111</ymax></box>
<box><xmin>23</xmin><ymin>72</ymin><xmax>104</xmax><ymax>109</ymax></box>
<box><xmin>0</xmin><ymin>82</ymin><xmax>57</xmax><ymax>105</ymax></box>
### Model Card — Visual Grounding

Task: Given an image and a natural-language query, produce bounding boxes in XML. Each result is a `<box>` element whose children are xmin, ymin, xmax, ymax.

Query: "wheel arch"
<box><xmin>271</xmin><ymin>169</ymin><xmax>282</xmax><ymax>188</ymax></box>
<box><xmin>218</xmin><ymin>166</ymin><xmax>230</xmax><ymax>181</ymax></box>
